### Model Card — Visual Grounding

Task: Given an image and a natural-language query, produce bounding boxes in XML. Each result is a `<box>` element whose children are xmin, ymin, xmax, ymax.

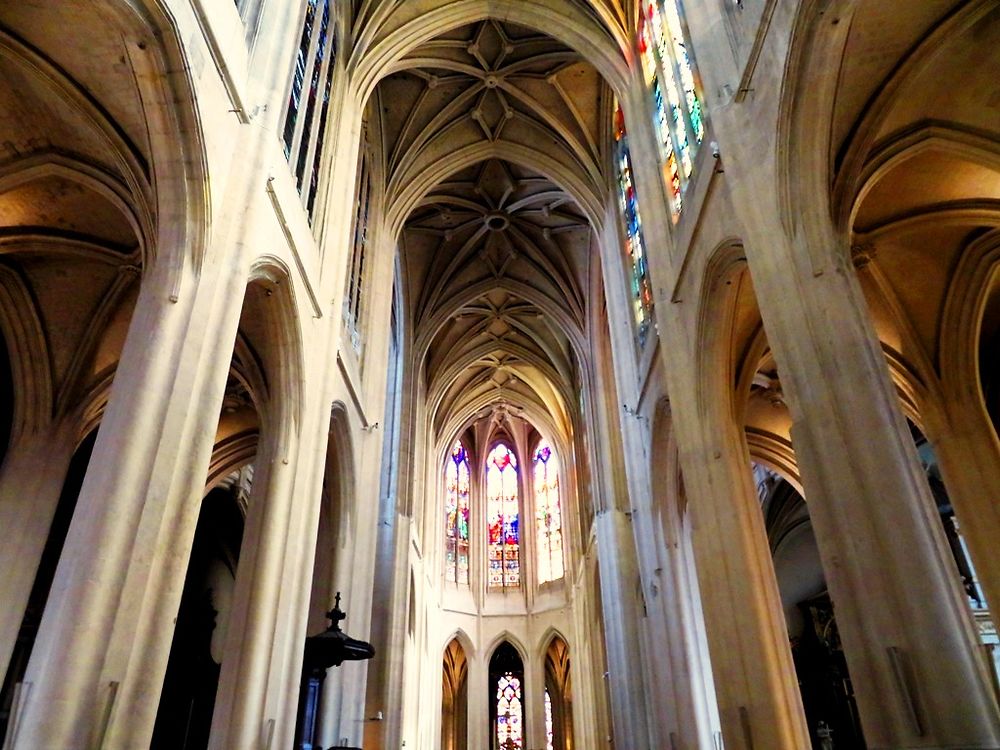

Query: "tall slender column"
<box><xmin>209</xmin><ymin>432</ymin><xmax>299</xmax><ymax>749</ymax></box>
<box><xmin>742</xmin><ymin>215</ymin><xmax>1000</xmax><ymax>746</ymax></box>
<box><xmin>467</xmin><ymin>651</ymin><xmax>488</xmax><ymax>750</ymax></box>
<box><xmin>632</xmin><ymin>492</ymin><xmax>721</xmax><ymax>750</ymax></box>
<box><xmin>593</xmin><ymin>508</ymin><xmax>653</xmax><ymax>750</ymax></box>
<box><xmin>681</xmin><ymin>424</ymin><xmax>811</xmax><ymax>750</ymax></box>
<box><xmin>617</xmin><ymin>83</ymin><xmax>810</xmax><ymax>749</ymax></box>
<box><xmin>926</xmin><ymin>397</ymin><xmax>1000</xmax><ymax>622</ymax></box>
<box><xmin>10</xmin><ymin>253</ymin><xmax>243</xmax><ymax>750</ymax></box>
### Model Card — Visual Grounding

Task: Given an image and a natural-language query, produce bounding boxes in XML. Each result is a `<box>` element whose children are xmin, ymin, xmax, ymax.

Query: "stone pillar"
<box><xmin>593</xmin><ymin>508</ymin><xmax>653</xmax><ymax>750</ymax></box>
<box><xmin>926</xmin><ymin>396</ymin><xmax>1000</xmax><ymax>624</ymax></box>
<box><xmin>9</xmin><ymin>253</ymin><xmax>244</xmax><ymax>750</ymax></box>
<box><xmin>681</xmin><ymin>425</ymin><xmax>811</xmax><ymax>750</ymax></box>
<box><xmin>0</xmin><ymin>425</ymin><xmax>76</xmax><ymax>683</ymax></box>
<box><xmin>742</xmin><ymin>217</ymin><xmax>1000</xmax><ymax>746</ymax></box>
<box><xmin>466</xmin><ymin>649</ymin><xmax>488</xmax><ymax>750</ymax></box>
<box><xmin>616</xmin><ymin>81</ymin><xmax>810</xmax><ymax>750</ymax></box>
<box><xmin>526</xmin><ymin>642</ymin><xmax>546</xmax><ymax>750</ymax></box>
<box><xmin>632</xmin><ymin>493</ymin><xmax>721</xmax><ymax>750</ymax></box>
<box><xmin>209</xmin><ymin>431</ymin><xmax>299</xmax><ymax>749</ymax></box>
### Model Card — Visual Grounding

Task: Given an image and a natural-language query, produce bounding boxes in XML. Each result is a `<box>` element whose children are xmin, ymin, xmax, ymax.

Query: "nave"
<box><xmin>0</xmin><ymin>1</ymin><xmax>999</xmax><ymax>749</ymax></box>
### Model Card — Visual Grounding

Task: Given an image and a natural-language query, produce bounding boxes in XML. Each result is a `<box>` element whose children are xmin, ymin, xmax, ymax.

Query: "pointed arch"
<box><xmin>350</xmin><ymin>0</ymin><xmax>631</xmax><ymax>108</ymax></box>
<box><xmin>543</xmin><ymin>634</ymin><xmax>573</xmax><ymax>750</ymax></box>
<box><xmin>442</xmin><ymin>636</ymin><xmax>470</xmax><ymax>750</ymax></box>
<box><xmin>0</xmin><ymin>265</ymin><xmax>53</xmax><ymax>440</ymax></box>
<box><xmin>487</xmin><ymin>639</ymin><xmax>527</xmax><ymax>750</ymax></box>
<box><xmin>444</xmin><ymin>439</ymin><xmax>472</xmax><ymax>585</ymax></box>
<box><xmin>485</xmin><ymin>441</ymin><xmax>521</xmax><ymax>590</ymax></box>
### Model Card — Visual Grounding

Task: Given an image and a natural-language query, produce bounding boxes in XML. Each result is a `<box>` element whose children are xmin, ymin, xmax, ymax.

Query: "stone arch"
<box><xmin>325</xmin><ymin>401</ymin><xmax>356</xmax><ymax>552</ymax></box>
<box><xmin>939</xmin><ymin>228</ymin><xmax>1000</xmax><ymax>421</ymax></box>
<box><xmin>350</xmin><ymin>0</ymin><xmax>631</xmax><ymax>109</ymax></box>
<box><xmin>387</xmin><ymin>141</ymin><xmax>606</xmax><ymax>239</ymax></box>
<box><xmin>0</xmin><ymin>266</ymin><xmax>52</xmax><ymax>440</ymax></box>
<box><xmin>0</xmin><ymin>1</ymin><xmax>208</xmax><ymax>276</ymax></box>
<box><xmin>442</xmin><ymin>628</ymin><xmax>476</xmax><ymax>663</ymax></box>
<box><xmin>538</xmin><ymin>627</ymin><xmax>570</xmax><ymax>664</ymax></box>
<box><xmin>694</xmin><ymin>239</ymin><xmax>750</xmax><ymax>421</ymax></box>
<box><xmin>484</xmin><ymin>632</ymin><xmax>529</xmax><ymax>667</ymax></box>
<box><xmin>245</xmin><ymin>256</ymin><xmax>307</xmax><ymax>438</ymax></box>
<box><xmin>441</xmin><ymin>635</ymin><xmax>471</xmax><ymax>750</ymax></box>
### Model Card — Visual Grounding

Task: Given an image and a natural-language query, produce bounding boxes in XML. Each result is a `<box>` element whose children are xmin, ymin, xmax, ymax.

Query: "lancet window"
<box><xmin>489</xmin><ymin>643</ymin><xmax>524</xmax><ymax>750</ymax></box>
<box><xmin>486</xmin><ymin>443</ymin><xmax>520</xmax><ymax>590</ymax></box>
<box><xmin>496</xmin><ymin>672</ymin><xmax>523</xmax><ymax>749</ymax></box>
<box><xmin>614</xmin><ymin>104</ymin><xmax>655</xmax><ymax>346</ymax></box>
<box><xmin>445</xmin><ymin>441</ymin><xmax>471</xmax><ymax>585</ymax></box>
<box><xmin>637</xmin><ymin>0</ymin><xmax>705</xmax><ymax>223</ymax></box>
<box><xmin>345</xmin><ymin>149</ymin><xmax>371</xmax><ymax>349</ymax></box>
<box><xmin>281</xmin><ymin>0</ymin><xmax>337</xmax><ymax>221</ymax></box>
<box><xmin>533</xmin><ymin>441</ymin><xmax>564</xmax><ymax>584</ymax></box>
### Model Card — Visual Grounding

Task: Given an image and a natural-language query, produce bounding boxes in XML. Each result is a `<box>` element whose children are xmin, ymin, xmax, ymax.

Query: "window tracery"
<box><xmin>533</xmin><ymin>441</ymin><xmax>564</xmax><ymax>584</ymax></box>
<box><xmin>487</xmin><ymin>443</ymin><xmax>520</xmax><ymax>590</ymax></box>
<box><xmin>445</xmin><ymin>441</ymin><xmax>471</xmax><ymax>585</ymax></box>
<box><xmin>637</xmin><ymin>0</ymin><xmax>705</xmax><ymax>223</ymax></box>
<box><xmin>496</xmin><ymin>672</ymin><xmax>523</xmax><ymax>750</ymax></box>
<box><xmin>614</xmin><ymin>104</ymin><xmax>655</xmax><ymax>346</ymax></box>
<box><xmin>282</xmin><ymin>0</ymin><xmax>336</xmax><ymax>221</ymax></box>
<box><xmin>345</xmin><ymin>149</ymin><xmax>371</xmax><ymax>349</ymax></box>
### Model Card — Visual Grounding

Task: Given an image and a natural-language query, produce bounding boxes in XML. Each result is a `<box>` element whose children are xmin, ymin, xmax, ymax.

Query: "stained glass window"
<box><xmin>487</xmin><ymin>443</ymin><xmax>520</xmax><ymax>590</ymax></box>
<box><xmin>496</xmin><ymin>673</ymin><xmax>523</xmax><ymax>750</ymax></box>
<box><xmin>544</xmin><ymin>689</ymin><xmax>554</xmax><ymax>750</ymax></box>
<box><xmin>345</xmin><ymin>151</ymin><xmax>370</xmax><ymax>350</ymax></box>
<box><xmin>534</xmin><ymin>441</ymin><xmax>564</xmax><ymax>584</ymax></box>
<box><xmin>637</xmin><ymin>0</ymin><xmax>705</xmax><ymax>223</ymax></box>
<box><xmin>614</xmin><ymin>104</ymin><xmax>655</xmax><ymax>346</ymax></box>
<box><xmin>445</xmin><ymin>441</ymin><xmax>471</xmax><ymax>584</ymax></box>
<box><xmin>281</xmin><ymin>0</ymin><xmax>337</xmax><ymax>222</ymax></box>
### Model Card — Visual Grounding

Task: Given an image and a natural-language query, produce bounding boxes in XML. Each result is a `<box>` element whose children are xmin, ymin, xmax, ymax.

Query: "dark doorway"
<box><xmin>150</xmin><ymin>484</ymin><xmax>245</xmax><ymax>750</ymax></box>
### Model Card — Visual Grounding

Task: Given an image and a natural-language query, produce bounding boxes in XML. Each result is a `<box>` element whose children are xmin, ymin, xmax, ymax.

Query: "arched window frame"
<box><xmin>280</xmin><ymin>0</ymin><xmax>338</xmax><ymax>222</ymax></box>
<box><xmin>489</xmin><ymin>642</ymin><xmax>525</xmax><ymax>750</ymax></box>
<box><xmin>343</xmin><ymin>139</ymin><xmax>372</xmax><ymax>352</ymax></box>
<box><xmin>444</xmin><ymin>440</ymin><xmax>472</xmax><ymax>586</ymax></box>
<box><xmin>613</xmin><ymin>103</ymin><xmax>655</xmax><ymax>347</ymax></box>
<box><xmin>532</xmin><ymin>438</ymin><xmax>564</xmax><ymax>585</ymax></box>
<box><xmin>636</xmin><ymin>0</ymin><xmax>706</xmax><ymax>223</ymax></box>
<box><xmin>543</xmin><ymin>635</ymin><xmax>573</xmax><ymax>750</ymax></box>
<box><xmin>485</xmin><ymin>441</ymin><xmax>522</xmax><ymax>591</ymax></box>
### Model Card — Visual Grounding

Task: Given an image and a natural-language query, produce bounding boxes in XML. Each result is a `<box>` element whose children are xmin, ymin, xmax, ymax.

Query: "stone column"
<box><xmin>208</xmin><ymin>430</ymin><xmax>300</xmax><ymax>750</ymax></box>
<box><xmin>926</xmin><ymin>396</ymin><xmax>1000</xmax><ymax>624</ymax></box>
<box><xmin>526</xmin><ymin>641</ymin><xmax>546</xmax><ymax>750</ymax></box>
<box><xmin>593</xmin><ymin>508</ymin><xmax>653</xmax><ymax>750</ymax></box>
<box><xmin>616</xmin><ymin>82</ymin><xmax>810</xmax><ymax>750</ymax></box>
<box><xmin>680</xmin><ymin>424</ymin><xmax>811</xmax><ymax>750</ymax></box>
<box><xmin>743</xmin><ymin>217</ymin><xmax>1000</xmax><ymax>746</ymax></box>
<box><xmin>9</xmin><ymin>252</ymin><xmax>244</xmax><ymax>750</ymax></box>
<box><xmin>0</xmin><ymin>425</ymin><xmax>76</xmax><ymax>683</ymax></box>
<box><xmin>632</xmin><ymin>491</ymin><xmax>721</xmax><ymax>750</ymax></box>
<box><xmin>466</xmin><ymin>650</ymin><xmax>488</xmax><ymax>750</ymax></box>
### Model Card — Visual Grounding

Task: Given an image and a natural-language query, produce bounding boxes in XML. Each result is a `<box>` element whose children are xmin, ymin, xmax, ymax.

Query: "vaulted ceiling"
<box><xmin>373</xmin><ymin>19</ymin><xmax>609</xmax><ymax>452</ymax></box>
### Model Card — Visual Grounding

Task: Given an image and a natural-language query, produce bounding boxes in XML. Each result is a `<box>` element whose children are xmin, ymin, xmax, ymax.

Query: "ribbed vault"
<box><xmin>380</xmin><ymin>16</ymin><xmax>608</xmax><ymax>460</ymax></box>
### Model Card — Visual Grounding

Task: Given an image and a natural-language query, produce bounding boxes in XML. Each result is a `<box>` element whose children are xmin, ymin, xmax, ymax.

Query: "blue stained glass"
<box><xmin>614</xmin><ymin>105</ymin><xmax>655</xmax><ymax>345</ymax></box>
<box><xmin>445</xmin><ymin>441</ymin><xmax>471</xmax><ymax>584</ymax></box>
<box><xmin>488</xmin><ymin>443</ymin><xmax>520</xmax><ymax>589</ymax></box>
